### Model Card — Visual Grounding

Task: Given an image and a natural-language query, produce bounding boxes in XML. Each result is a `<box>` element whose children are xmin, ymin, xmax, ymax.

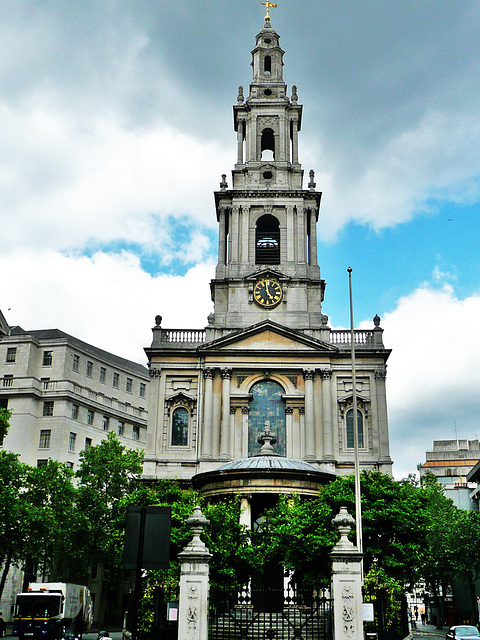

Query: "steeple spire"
<box><xmin>260</xmin><ymin>1</ymin><xmax>277</xmax><ymax>23</ymax></box>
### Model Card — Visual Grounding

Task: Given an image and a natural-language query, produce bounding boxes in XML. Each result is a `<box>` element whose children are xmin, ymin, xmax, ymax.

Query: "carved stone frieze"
<box><xmin>287</xmin><ymin>375</ymin><xmax>298</xmax><ymax>388</ymax></box>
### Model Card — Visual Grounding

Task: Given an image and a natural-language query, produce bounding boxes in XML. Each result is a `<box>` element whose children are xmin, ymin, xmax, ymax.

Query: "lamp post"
<box><xmin>348</xmin><ymin>267</ymin><xmax>363</xmax><ymax>564</ymax></box>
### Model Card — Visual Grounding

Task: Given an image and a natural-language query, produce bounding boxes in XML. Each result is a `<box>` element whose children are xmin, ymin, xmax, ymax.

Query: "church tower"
<box><xmin>210</xmin><ymin>19</ymin><xmax>324</xmax><ymax>332</ymax></box>
<box><xmin>143</xmin><ymin>16</ymin><xmax>393</xmax><ymax>484</ymax></box>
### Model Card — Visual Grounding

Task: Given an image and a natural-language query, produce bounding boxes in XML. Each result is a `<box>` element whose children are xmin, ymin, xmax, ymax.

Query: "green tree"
<box><xmin>0</xmin><ymin>449</ymin><xmax>28</xmax><ymax>600</ymax></box>
<box><xmin>22</xmin><ymin>460</ymin><xmax>76</xmax><ymax>581</ymax></box>
<box><xmin>0</xmin><ymin>407</ymin><xmax>11</xmax><ymax>444</ymax></box>
<box><xmin>452</xmin><ymin>508</ymin><xmax>480</xmax><ymax>624</ymax></box>
<box><xmin>73</xmin><ymin>432</ymin><xmax>144</xmax><ymax>623</ymax></box>
<box><xmin>421</xmin><ymin>474</ymin><xmax>464</xmax><ymax>627</ymax></box>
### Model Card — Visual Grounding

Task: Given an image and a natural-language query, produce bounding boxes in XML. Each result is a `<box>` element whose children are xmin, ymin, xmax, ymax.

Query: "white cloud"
<box><xmin>382</xmin><ymin>283</ymin><xmax>480</xmax><ymax>477</ymax></box>
<box><xmin>317</xmin><ymin>110</ymin><xmax>480</xmax><ymax>239</ymax></box>
<box><xmin>0</xmin><ymin>95</ymin><xmax>231</xmax><ymax>254</ymax></box>
<box><xmin>0</xmin><ymin>249</ymin><xmax>214</xmax><ymax>364</ymax></box>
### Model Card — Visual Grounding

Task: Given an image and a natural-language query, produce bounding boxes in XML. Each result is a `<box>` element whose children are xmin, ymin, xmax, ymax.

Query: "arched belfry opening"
<box><xmin>248</xmin><ymin>379</ymin><xmax>286</xmax><ymax>456</ymax></box>
<box><xmin>264</xmin><ymin>55</ymin><xmax>271</xmax><ymax>75</ymax></box>
<box><xmin>255</xmin><ymin>214</ymin><xmax>280</xmax><ymax>264</ymax></box>
<box><xmin>260</xmin><ymin>127</ymin><xmax>275</xmax><ymax>161</ymax></box>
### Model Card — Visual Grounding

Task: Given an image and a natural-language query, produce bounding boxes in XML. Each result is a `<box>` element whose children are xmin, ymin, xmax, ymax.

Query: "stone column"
<box><xmin>291</xmin><ymin>119</ymin><xmax>299</xmax><ymax>163</ymax></box>
<box><xmin>286</xmin><ymin>206</ymin><xmax>295</xmax><ymax>262</ymax></box>
<box><xmin>321</xmin><ymin>369</ymin><xmax>334</xmax><ymax>461</ymax></box>
<box><xmin>303</xmin><ymin>369</ymin><xmax>315</xmax><ymax>461</ymax></box>
<box><xmin>231</xmin><ymin>206</ymin><xmax>240</xmax><ymax>264</ymax></box>
<box><xmin>239</xmin><ymin>494</ymin><xmax>252</xmax><ymax>529</ymax></box>
<box><xmin>218</xmin><ymin>208</ymin><xmax>226</xmax><ymax>266</ymax></box>
<box><xmin>309</xmin><ymin>208</ymin><xmax>318</xmax><ymax>266</ymax></box>
<box><xmin>331</xmin><ymin>507</ymin><xmax>364</xmax><ymax>640</ymax></box>
<box><xmin>241</xmin><ymin>406</ymin><xmax>250</xmax><ymax>458</ymax></box>
<box><xmin>219</xmin><ymin>368</ymin><xmax>232</xmax><ymax>460</ymax></box>
<box><xmin>200</xmin><ymin>368</ymin><xmax>214</xmax><ymax>459</ymax></box>
<box><xmin>241</xmin><ymin>206</ymin><xmax>250</xmax><ymax>264</ymax></box>
<box><xmin>237</xmin><ymin>121</ymin><xmax>244</xmax><ymax>164</ymax></box>
<box><xmin>178</xmin><ymin>507</ymin><xmax>212</xmax><ymax>640</ymax></box>
<box><xmin>375</xmin><ymin>369</ymin><xmax>391</xmax><ymax>462</ymax></box>
<box><xmin>297</xmin><ymin>206</ymin><xmax>306</xmax><ymax>264</ymax></box>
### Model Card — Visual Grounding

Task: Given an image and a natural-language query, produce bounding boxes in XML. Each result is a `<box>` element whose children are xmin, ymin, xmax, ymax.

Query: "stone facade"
<box><xmin>143</xmin><ymin>20</ymin><xmax>393</xmax><ymax>487</ymax></box>
<box><xmin>0</xmin><ymin>325</ymin><xmax>148</xmax><ymax>468</ymax></box>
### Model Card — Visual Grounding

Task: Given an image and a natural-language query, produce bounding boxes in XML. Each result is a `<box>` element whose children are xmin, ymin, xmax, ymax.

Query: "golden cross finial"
<box><xmin>260</xmin><ymin>1</ymin><xmax>277</xmax><ymax>23</ymax></box>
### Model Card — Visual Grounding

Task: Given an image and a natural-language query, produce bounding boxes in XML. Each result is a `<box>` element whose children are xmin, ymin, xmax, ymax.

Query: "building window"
<box><xmin>39</xmin><ymin>429</ymin><xmax>51</xmax><ymax>449</ymax></box>
<box><xmin>113</xmin><ymin>372</ymin><xmax>119</xmax><ymax>388</ymax></box>
<box><xmin>72</xmin><ymin>354</ymin><xmax>80</xmax><ymax>372</ymax></box>
<box><xmin>66</xmin><ymin>461</ymin><xmax>74</xmax><ymax>469</ymax></box>
<box><xmin>139</xmin><ymin>383</ymin><xmax>146</xmax><ymax>398</ymax></box>
<box><xmin>117</xmin><ymin>421</ymin><xmax>125</xmax><ymax>436</ymax></box>
<box><xmin>126</xmin><ymin>378</ymin><xmax>133</xmax><ymax>393</ymax></box>
<box><xmin>43</xmin><ymin>401</ymin><xmax>54</xmax><ymax>417</ymax></box>
<box><xmin>86</xmin><ymin>409</ymin><xmax>94</xmax><ymax>426</ymax></box>
<box><xmin>346</xmin><ymin>409</ymin><xmax>364</xmax><ymax>449</ymax></box>
<box><xmin>72</xmin><ymin>404</ymin><xmax>79</xmax><ymax>420</ymax></box>
<box><xmin>68</xmin><ymin>432</ymin><xmax>76</xmax><ymax>452</ymax></box>
<box><xmin>102</xmin><ymin>415</ymin><xmax>110</xmax><ymax>431</ymax></box>
<box><xmin>85</xmin><ymin>437</ymin><xmax>92</xmax><ymax>451</ymax></box>
<box><xmin>133</xmin><ymin>425</ymin><xmax>140</xmax><ymax>441</ymax></box>
<box><xmin>255</xmin><ymin>214</ymin><xmax>280</xmax><ymax>264</ymax></box>
<box><xmin>86</xmin><ymin>361</ymin><xmax>93</xmax><ymax>378</ymax></box>
<box><xmin>171</xmin><ymin>407</ymin><xmax>189</xmax><ymax>447</ymax></box>
<box><xmin>37</xmin><ymin>459</ymin><xmax>49</xmax><ymax>467</ymax></box>
<box><xmin>3</xmin><ymin>375</ymin><xmax>13</xmax><ymax>387</ymax></box>
<box><xmin>6</xmin><ymin>347</ymin><xmax>17</xmax><ymax>363</ymax></box>
<box><xmin>100</xmin><ymin>367</ymin><xmax>106</xmax><ymax>383</ymax></box>
<box><xmin>42</xmin><ymin>351</ymin><xmax>53</xmax><ymax>366</ymax></box>
<box><xmin>248</xmin><ymin>379</ymin><xmax>286</xmax><ymax>456</ymax></box>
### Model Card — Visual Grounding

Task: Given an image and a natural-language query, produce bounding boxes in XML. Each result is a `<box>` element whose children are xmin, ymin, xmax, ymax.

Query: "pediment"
<box><xmin>199</xmin><ymin>320</ymin><xmax>337</xmax><ymax>353</ymax></box>
<box><xmin>244</xmin><ymin>268</ymin><xmax>290</xmax><ymax>283</ymax></box>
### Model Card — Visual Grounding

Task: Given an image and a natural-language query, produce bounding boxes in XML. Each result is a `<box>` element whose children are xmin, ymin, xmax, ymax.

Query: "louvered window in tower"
<box><xmin>256</xmin><ymin>214</ymin><xmax>280</xmax><ymax>264</ymax></box>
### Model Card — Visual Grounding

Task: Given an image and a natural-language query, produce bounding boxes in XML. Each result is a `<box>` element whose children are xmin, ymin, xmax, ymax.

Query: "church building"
<box><xmin>143</xmin><ymin>14</ymin><xmax>392</xmax><ymax>513</ymax></box>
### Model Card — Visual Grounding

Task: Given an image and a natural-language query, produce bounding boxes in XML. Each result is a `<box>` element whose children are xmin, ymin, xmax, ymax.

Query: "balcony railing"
<box><xmin>330</xmin><ymin>330</ymin><xmax>374</xmax><ymax>345</ymax></box>
<box><xmin>156</xmin><ymin>329</ymin><xmax>206</xmax><ymax>344</ymax></box>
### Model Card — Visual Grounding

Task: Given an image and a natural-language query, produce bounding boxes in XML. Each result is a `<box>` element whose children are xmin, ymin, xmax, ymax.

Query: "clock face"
<box><xmin>253</xmin><ymin>279</ymin><xmax>283</xmax><ymax>308</ymax></box>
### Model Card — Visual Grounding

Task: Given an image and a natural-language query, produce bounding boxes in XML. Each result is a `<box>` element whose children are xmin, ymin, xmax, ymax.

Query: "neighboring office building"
<box><xmin>0</xmin><ymin>310</ymin><xmax>149</xmax><ymax>624</ymax></box>
<box><xmin>419</xmin><ymin>439</ymin><xmax>479</xmax><ymax>509</ymax></box>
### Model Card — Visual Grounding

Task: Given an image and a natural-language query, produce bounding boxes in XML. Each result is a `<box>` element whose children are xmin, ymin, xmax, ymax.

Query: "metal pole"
<box><xmin>348</xmin><ymin>267</ymin><xmax>363</xmax><ymax>560</ymax></box>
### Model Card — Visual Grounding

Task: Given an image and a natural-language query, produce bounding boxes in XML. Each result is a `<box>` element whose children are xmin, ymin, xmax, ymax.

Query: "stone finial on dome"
<box><xmin>373</xmin><ymin>314</ymin><xmax>381</xmax><ymax>327</ymax></box>
<box><xmin>237</xmin><ymin>85</ymin><xmax>244</xmax><ymax>103</ymax></box>
<box><xmin>257</xmin><ymin>420</ymin><xmax>277</xmax><ymax>455</ymax></box>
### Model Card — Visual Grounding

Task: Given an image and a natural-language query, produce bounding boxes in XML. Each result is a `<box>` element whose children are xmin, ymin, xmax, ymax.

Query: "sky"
<box><xmin>1</xmin><ymin>0</ymin><xmax>480</xmax><ymax>479</ymax></box>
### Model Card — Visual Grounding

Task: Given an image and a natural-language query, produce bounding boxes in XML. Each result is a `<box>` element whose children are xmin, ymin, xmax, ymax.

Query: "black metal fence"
<box><xmin>209</xmin><ymin>583</ymin><xmax>332</xmax><ymax>640</ymax></box>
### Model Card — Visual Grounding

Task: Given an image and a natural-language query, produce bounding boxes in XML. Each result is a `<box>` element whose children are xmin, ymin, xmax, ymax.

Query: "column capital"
<box><xmin>303</xmin><ymin>369</ymin><xmax>315</xmax><ymax>381</ymax></box>
<box><xmin>221</xmin><ymin>368</ymin><xmax>233</xmax><ymax>380</ymax></box>
<box><xmin>320</xmin><ymin>368</ymin><xmax>332</xmax><ymax>380</ymax></box>
<box><xmin>203</xmin><ymin>367</ymin><xmax>215</xmax><ymax>379</ymax></box>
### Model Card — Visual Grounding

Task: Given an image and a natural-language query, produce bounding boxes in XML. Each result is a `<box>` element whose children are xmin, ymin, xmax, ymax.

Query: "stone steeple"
<box><xmin>210</xmin><ymin>20</ymin><xmax>326</xmax><ymax>332</ymax></box>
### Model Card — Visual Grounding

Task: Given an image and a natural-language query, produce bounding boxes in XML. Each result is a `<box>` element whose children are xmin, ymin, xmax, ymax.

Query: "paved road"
<box><xmin>410</xmin><ymin>623</ymin><xmax>448</xmax><ymax>640</ymax></box>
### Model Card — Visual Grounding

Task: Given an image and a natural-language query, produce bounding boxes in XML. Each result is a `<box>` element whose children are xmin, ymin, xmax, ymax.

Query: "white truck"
<box><xmin>12</xmin><ymin>583</ymin><xmax>93</xmax><ymax>640</ymax></box>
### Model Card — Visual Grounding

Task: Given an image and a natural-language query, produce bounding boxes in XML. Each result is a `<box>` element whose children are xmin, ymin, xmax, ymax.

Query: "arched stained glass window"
<box><xmin>346</xmin><ymin>409</ymin><xmax>364</xmax><ymax>449</ymax></box>
<box><xmin>249</xmin><ymin>380</ymin><xmax>286</xmax><ymax>456</ymax></box>
<box><xmin>172</xmin><ymin>407</ymin><xmax>189</xmax><ymax>446</ymax></box>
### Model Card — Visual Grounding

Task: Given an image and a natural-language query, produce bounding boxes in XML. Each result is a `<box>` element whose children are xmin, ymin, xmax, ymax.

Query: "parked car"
<box><xmin>446</xmin><ymin>626</ymin><xmax>480</xmax><ymax>640</ymax></box>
